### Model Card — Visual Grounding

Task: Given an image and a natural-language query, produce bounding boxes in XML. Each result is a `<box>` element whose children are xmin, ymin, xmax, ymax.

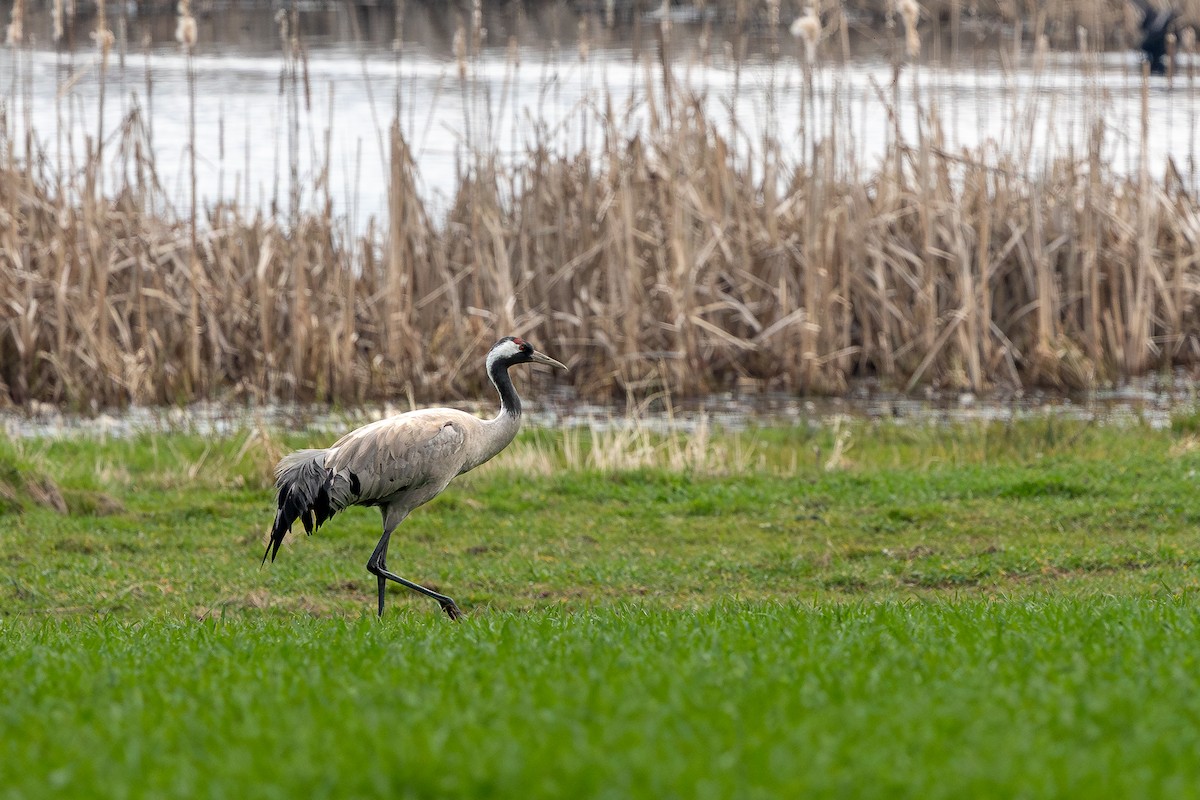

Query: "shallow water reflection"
<box><xmin>3</xmin><ymin>373</ymin><xmax>1196</xmax><ymax>440</ymax></box>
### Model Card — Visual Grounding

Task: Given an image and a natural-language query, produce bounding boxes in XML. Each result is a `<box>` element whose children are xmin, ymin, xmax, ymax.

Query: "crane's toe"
<box><xmin>441</xmin><ymin>599</ymin><xmax>465</xmax><ymax>621</ymax></box>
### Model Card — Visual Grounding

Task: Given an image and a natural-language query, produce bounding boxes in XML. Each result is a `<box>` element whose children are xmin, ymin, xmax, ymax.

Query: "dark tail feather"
<box><xmin>263</xmin><ymin>450</ymin><xmax>336</xmax><ymax>566</ymax></box>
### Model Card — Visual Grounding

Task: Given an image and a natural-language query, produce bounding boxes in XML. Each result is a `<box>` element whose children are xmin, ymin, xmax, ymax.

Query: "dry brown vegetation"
<box><xmin>1</xmin><ymin>3</ymin><xmax>1200</xmax><ymax>409</ymax></box>
<box><xmin>832</xmin><ymin>0</ymin><xmax>1200</xmax><ymax>45</ymax></box>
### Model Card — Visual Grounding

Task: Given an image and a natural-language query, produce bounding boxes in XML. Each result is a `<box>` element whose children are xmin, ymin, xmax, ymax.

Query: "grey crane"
<box><xmin>1130</xmin><ymin>0</ymin><xmax>1180</xmax><ymax>75</ymax></box>
<box><xmin>262</xmin><ymin>336</ymin><xmax>567</xmax><ymax>620</ymax></box>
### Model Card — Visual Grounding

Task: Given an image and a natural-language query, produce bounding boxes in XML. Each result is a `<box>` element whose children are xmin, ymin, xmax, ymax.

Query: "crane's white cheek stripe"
<box><xmin>486</xmin><ymin>340</ymin><xmax>524</xmax><ymax>373</ymax></box>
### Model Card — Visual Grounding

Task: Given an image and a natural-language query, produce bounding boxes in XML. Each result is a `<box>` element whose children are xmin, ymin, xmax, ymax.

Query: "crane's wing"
<box><xmin>325</xmin><ymin>412</ymin><xmax>472</xmax><ymax>506</ymax></box>
<box><xmin>264</xmin><ymin>412</ymin><xmax>472</xmax><ymax>565</ymax></box>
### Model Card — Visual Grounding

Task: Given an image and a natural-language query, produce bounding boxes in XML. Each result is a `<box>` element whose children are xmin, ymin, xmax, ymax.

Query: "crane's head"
<box><xmin>488</xmin><ymin>336</ymin><xmax>568</xmax><ymax>372</ymax></box>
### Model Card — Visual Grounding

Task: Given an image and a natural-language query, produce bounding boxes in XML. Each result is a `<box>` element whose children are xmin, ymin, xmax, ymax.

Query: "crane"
<box><xmin>1130</xmin><ymin>0</ymin><xmax>1179</xmax><ymax>75</ymax></box>
<box><xmin>262</xmin><ymin>336</ymin><xmax>567</xmax><ymax>620</ymax></box>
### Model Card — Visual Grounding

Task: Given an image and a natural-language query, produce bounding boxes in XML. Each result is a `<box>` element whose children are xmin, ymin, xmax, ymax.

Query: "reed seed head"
<box><xmin>578</xmin><ymin>17</ymin><xmax>590</xmax><ymax>62</ymax></box>
<box><xmin>176</xmin><ymin>0</ymin><xmax>197</xmax><ymax>50</ymax></box>
<box><xmin>472</xmin><ymin>0</ymin><xmax>484</xmax><ymax>51</ymax></box>
<box><xmin>453</xmin><ymin>21</ymin><xmax>467</xmax><ymax>80</ymax></box>
<box><xmin>897</xmin><ymin>0</ymin><xmax>920</xmax><ymax>58</ymax></box>
<box><xmin>5</xmin><ymin>0</ymin><xmax>23</xmax><ymax>46</ymax></box>
<box><xmin>274</xmin><ymin>9</ymin><xmax>288</xmax><ymax>42</ymax></box>
<box><xmin>52</xmin><ymin>0</ymin><xmax>63</xmax><ymax>41</ymax></box>
<box><xmin>176</xmin><ymin>16</ymin><xmax>197</xmax><ymax>49</ymax></box>
<box><xmin>1076</xmin><ymin>26</ymin><xmax>1087</xmax><ymax>53</ymax></box>
<box><xmin>392</xmin><ymin>0</ymin><xmax>404</xmax><ymax>52</ymax></box>
<box><xmin>790</xmin><ymin>8</ymin><xmax>821</xmax><ymax>63</ymax></box>
<box><xmin>905</xmin><ymin>27</ymin><xmax>920</xmax><ymax>58</ymax></box>
<box><xmin>1034</xmin><ymin>33</ymin><xmax>1048</xmax><ymax>69</ymax></box>
<box><xmin>5</xmin><ymin>19</ymin><xmax>21</xmax><ymax>45</ymax></box>
<box><xmin>507</xmin><ymin>34</ymin><xmax>520</xmax><ymax>69</ymax></box>
<box><xmin>1182</xmin><ymin>27</ymin><xmax>1196</xmax><ymax>53</ymax></box>
<box><xmin>91</xmin><ymin>0</ymin><xmax>114</xmax><ymax>66</ymax></box>
<box><xmin>92</xmin><ymin>29</ymin><xmax>114</xmax><ymax>59</ymax></box>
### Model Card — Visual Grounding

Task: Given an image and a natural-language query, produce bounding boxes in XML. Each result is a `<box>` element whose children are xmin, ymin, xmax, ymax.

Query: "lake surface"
<box><xmin>3</xmin><ymin>1</ymin><xmax>1199</xmax><ymax>230</ymax></box>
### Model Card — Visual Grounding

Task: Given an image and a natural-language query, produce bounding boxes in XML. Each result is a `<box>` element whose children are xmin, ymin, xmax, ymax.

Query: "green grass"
<box><xmin>4</xmin><ymin>601</ymin><xmax>1200</xmax><ymax>799</ymax></box>
<box><xmin>3</xmin><ymin>415</ymin><xmax>1200</xmax><ymax>797</ymax></box>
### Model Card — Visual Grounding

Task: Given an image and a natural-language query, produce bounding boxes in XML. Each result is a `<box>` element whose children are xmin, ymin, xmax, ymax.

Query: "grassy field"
<box><xmin>3</xmin><ymin>414</ymin><xmax>1200</xmax><ymax>797</ymax></box>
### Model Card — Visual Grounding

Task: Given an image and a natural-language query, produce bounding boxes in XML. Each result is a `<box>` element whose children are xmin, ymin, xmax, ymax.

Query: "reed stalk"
<box><xmin>2</xmin><ymin>3</ymin><xmax>1200</xmax><ymax>409</ymax></box>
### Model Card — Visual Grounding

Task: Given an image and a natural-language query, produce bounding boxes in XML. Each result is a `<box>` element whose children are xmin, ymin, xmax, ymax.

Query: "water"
<box><xmin>3</xmin><ymin>1</ymin><xmax>1199</xmax><ymax>230</ymax></box>
<box><xmin>3</xmin><ymin>371</ymin><xmax>1196</xmax><ymax>440</ymax></box>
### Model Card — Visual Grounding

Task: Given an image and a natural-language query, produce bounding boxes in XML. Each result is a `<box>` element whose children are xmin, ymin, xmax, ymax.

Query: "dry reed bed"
<box><xmin>622</xmin><ymin>1</ymin><xmax>1200</xmax><ymax>52</ymax></box>
<box><xmin>835</xmin><ymin>0</ymin><xmax>1200</xmax><ymax>43</ymax></box>
<box><xmin>2</xmin><ymin>57</ymin><xmax>1200</xmax><ymax>408</ymax></box>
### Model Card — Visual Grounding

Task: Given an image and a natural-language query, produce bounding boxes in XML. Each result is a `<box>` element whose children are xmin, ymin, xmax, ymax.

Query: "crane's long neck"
<box><xmin>464</xmin><ymin>355</ymin><xmax>523</xmax><ymax>472</ymax></box>
<box><xmin>489</xmin><ymin>356</ymin><xmax>523</xmax><ymax>419</ymax></box>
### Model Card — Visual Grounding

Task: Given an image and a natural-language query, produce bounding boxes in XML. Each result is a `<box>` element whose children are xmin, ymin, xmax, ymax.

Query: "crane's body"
<box><xmin>262</xmin><ymin>337</ymin><xmax>566</xmax><ymax>619</ymax></box>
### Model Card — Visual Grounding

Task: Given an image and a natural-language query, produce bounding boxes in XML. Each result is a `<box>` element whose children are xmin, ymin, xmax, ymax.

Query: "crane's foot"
<box><xmin>440</xmin><ymin>598</ymin><xmax>465</xmax><ymax>621</ymax></box>
<box><xmin>369</xmin><ymin>560</ymin><xmax>463</xmax><ymax>620</ymax></box>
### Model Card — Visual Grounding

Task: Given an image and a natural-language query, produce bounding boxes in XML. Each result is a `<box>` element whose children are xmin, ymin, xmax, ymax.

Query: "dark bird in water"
<box><xmin>1131</xmin><ymin>0</ymin><xmax>1180</xmax><ymax>75</ymax></box>
<box><xmin>262</xmin><ymin>337</ymin><xmax>567</xmax><ymax>620</ymax></box>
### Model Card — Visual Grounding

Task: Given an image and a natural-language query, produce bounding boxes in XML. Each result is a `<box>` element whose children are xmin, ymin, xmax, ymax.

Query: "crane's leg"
<box><xmin>366</xmin><ymin>517</ymin><xmax>463</xmax><ymax>620</ymax></box>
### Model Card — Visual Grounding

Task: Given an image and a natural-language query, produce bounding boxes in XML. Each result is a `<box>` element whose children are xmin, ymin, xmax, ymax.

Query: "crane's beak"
<box><xmin>530</xmin><ymin>351</ymin><xmax>568</xmax><ymax>371</ymax></box>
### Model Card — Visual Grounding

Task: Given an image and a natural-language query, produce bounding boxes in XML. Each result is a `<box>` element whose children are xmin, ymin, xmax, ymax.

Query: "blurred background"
<box><xmin>1</xmin><ymin>0</ymin><xmax>1199</xmax><ymax>413</ymax></box>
